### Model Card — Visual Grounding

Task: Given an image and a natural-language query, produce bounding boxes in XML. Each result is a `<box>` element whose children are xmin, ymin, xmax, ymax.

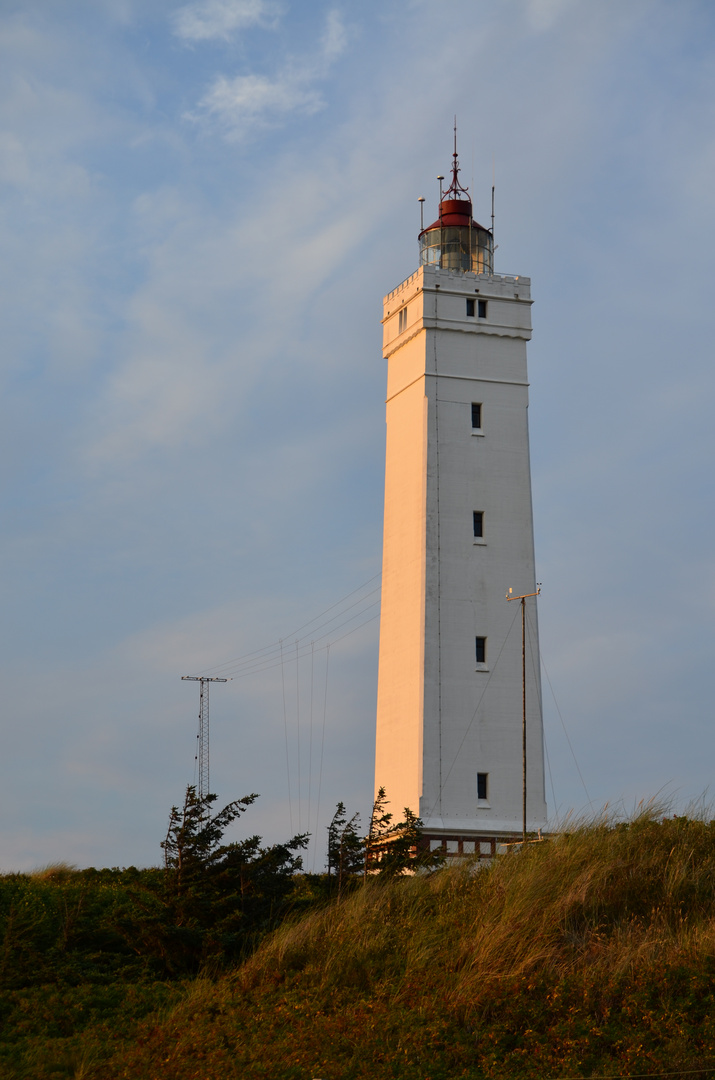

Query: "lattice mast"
<box><xmin>181</xmin><ymin>675</ymin><xmax>228</xmax><ymax>799</ymax></box>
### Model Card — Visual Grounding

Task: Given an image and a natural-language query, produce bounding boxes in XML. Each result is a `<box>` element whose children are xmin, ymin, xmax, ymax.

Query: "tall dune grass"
<box><xmin>241</xmin><ymin>806</ymin><xmax>715</xmax><ymax>998</ymax></box>
<box><xmin>104</xmin><ymin>809</ymin><xmax>715</xmax><ymax>1078</ymax></box>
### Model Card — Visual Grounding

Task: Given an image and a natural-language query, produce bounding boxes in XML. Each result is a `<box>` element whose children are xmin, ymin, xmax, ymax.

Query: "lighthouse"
<box><xmin>374</xmin><ymin>142</ymin><xmax>547</xmax><ymax>854</ymax></box>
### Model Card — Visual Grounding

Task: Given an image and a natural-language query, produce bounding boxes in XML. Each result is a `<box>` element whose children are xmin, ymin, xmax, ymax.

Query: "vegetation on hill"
<box><xmin>4</xmin><ymin>808</ymin><xmax>715</xmax><ymax>1078</ymax></box>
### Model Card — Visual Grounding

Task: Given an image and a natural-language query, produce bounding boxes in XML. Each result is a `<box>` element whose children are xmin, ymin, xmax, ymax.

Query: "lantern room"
<box><xmin>419</xmin><ymin>143</ymin><xmax>493</xmax><ymax>274</ymax></box>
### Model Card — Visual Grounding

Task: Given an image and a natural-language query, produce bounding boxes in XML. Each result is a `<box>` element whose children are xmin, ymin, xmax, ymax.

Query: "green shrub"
<box><xmin>6</xmin><ymin>809</ymin><xmax>715</xmax><ymax>1078</ymax></box>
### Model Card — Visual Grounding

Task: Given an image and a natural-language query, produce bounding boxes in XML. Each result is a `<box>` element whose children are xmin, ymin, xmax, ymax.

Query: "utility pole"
<box><xmin>181</xmin><ymin>676</ymin><xmax>228</xmax><ymax>800</ymax></box>
<box><xmin>506</xmin><ymin>586</ymin><xmax>541</xmax><ymax>844</ymax></box>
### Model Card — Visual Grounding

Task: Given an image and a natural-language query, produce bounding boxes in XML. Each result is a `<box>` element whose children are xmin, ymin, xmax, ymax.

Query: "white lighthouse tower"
<box><xmin>374</xmin><ymin>143</ymin><xmax>547</xmax><ymax>854</ymax></box>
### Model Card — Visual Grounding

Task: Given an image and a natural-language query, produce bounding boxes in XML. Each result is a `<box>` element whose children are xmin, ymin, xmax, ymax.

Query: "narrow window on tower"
<box><xmin>475</xmin><ymin>636</ymin><xmax>487</xmax><ymax>665</ymax></box>
<box><xmin>471</xmin><ymin>402</ymin><xmax>482</xmax><ymax>430</ymax></box>
<box><xmin>398</xmin><ymin>307</ymin><xmax>407</xmax><ymax>333</ymax></box>
<box><xmin>466</xmin><ymin>297</ymin><xmax>475</xmax><ymax>317</ymax></box>
<box><xmin>478</xmin><ymin>299</ymin><xmax>487</xmax><ymax>319</ymax></box>
<box><xmin>477</xmin><ymin>773</ymin><xmax>488</xmax><ymax>801</ymax></box>
<box><xmin>473</xmin><ymin>511</ymin><xmax>484</xmax><ymax>538</ymax></box>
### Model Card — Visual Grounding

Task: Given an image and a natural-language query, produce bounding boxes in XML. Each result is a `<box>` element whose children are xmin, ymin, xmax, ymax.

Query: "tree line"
<box><xmin>326</xmin><ymin>786</ymin><xmax>439</xmax><ymax>895</ymax></box>
<box><xmin>0</xmin><ymin>784</ymin><xmax>436</xmax><ymax>987</ymax></box>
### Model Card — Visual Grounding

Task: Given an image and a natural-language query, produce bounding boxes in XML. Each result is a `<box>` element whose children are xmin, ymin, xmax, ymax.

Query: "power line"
<box><xmin>208</xmin><ymin>599</ymin><xmax>380</xmax><ymax>682</ymax></box>
<box><xmin>279</xmin><ymin>572</ymin><xmax>381</xmax><ymax>644</ymax></box>
<box><xmin>198</xmin><ymin>574</ymin><xmax>381</xmax><ymax>678</ymax></box>
<box><xmin>279</xmin><ymin>640</ymin><xmax>293</xmax><ymax>834</ymax></box>
<box><xmin>538</xmin><ymin>643</ymin><xmax>593</xmax><ymax>809</ymax></box>
<box><xmin>307</xmin><ymin>640</ymin><xmax>315</xmax><ymax>861</ymax></box>
<box><xmin>295</xmin><ymin>639</ymin><xmax>301</xmax><ymax>831</ymax></box>
<box><xmin>313</xmin><ymin>643</ymin><xmax>330</xmax><ymax>871</ymax></box>
<box><xmin>207</xmin><ymin>588</ymin><xmax>381</xmax><ymax>679</ymax></box>
<box><xmin>524</xmin><ymin>609</ymin><xmax>561</xmax><ymax>816</ymax></box>
<box><xmin>178</xmin><ymin>575</ymin><xmax>380</xmax><ymax>847</ymax></box>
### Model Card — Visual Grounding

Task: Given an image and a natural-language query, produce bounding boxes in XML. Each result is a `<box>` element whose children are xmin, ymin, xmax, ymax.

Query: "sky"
<box><xmin>1</xmin><ymin>0</ymin><xmax>714</xmax><ymax>872</ymax></box>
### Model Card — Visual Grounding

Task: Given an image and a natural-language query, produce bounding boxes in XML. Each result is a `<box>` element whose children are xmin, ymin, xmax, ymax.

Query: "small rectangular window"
<box><xmin>471</xmin><ymin>402</ymin><xmax>482</xmax><ymax>429</ymax></box>
<box><xmin>398</xmin><ymin>307</ymin><xmax>407</xmax><ymax>333</ymax></box>
<box><xmin>473</xmin><ymin>511</ymin><xmax>483</xmax><ymax>538</ymax></box>
<box><xmin>477</xmin><ymin>773</ymin><xmax>488</xmax><ymax>801</ymax></box>
<box><xmin>478</xmin><ymin>299</ymin><xmax>487</xmax><ymax>319</ymax></box>
<box><xmin>475</xmin><ymin>636</ymin><xmax>486</xmax><ymax>665</ymax></box>
<box><xmin>466</xmin><ymin>297</ymin><xmax>475</xmax><ymax>317</ymax></box>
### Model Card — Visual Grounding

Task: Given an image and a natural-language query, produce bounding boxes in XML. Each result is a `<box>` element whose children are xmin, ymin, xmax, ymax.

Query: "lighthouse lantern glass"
<box><xmin>420</xmin><ymin>223</ymin><xmax>493</xmax><ymax>274</ymax></box>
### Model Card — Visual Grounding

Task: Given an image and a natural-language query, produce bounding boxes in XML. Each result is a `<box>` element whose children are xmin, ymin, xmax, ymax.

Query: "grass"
<box><xmin>5</xmin><ymin>810</ymin><xmax>715</xmax><ymax>1077</ymax></box>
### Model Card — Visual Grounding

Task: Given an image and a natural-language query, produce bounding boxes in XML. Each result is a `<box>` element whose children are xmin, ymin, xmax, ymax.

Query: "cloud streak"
<box><xmin>186</xmin><ymin>9</ymin><xmax>348</xmax><ymax>137</ymax></box>
<box><xmin>2</xmin><ymin>0</ymin><xmax>715</xmax><ymax>873</ymax></box>
<box><xmin>192</xmin><ymin>71</ymin><xmax>323</xmax><ymax>132</ymax></box>
<box><xmin>173</xmin><ymin>0</ymin><xmax>281</xmax><ymax>42</ymax></box>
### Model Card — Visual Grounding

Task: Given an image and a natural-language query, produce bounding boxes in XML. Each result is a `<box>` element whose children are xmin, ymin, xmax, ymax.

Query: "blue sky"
<box><xmin>1</xmin><ymin>0</ymin><xmax>714</xmax><ymax>871</ymax></box>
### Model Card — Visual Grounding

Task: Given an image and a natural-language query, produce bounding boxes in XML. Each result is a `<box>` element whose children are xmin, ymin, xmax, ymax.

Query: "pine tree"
<box><xmin>364</xmin><ymin>787</ymin><xmax>392</xmax><ymax>879</ymax></box>
<box><xmin>161</xmin><ymin>786</ymin><xmax>258</xmax><ymax>894</ymax></box>
<box><xmin>327</xmin><ymin>802</ymin><xmax>363</xmax><ymax>896</ymax></box>
<box><xmin>363</xmin><ymin>788</ymin><xmax>436</xmax><ymax>877</ymax></box>
<box><xmin>116</xmin><ymin>786</ymin><xmax>309</xmax><ymax>973</ymax></box>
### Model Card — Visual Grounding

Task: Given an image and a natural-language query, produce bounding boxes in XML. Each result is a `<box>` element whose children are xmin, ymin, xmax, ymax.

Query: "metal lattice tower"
<box><xmin>181</xmin><ymin>676</ymin><xmax>228</xmax><ymax>800</ymax></box>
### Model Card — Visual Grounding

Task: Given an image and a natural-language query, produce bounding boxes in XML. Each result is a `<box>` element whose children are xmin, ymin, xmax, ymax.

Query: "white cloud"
<box><xmin>3</xmin><ymin>0</ymin><xmax>715</xmax><ymax>871</ymax></box>
<box><xmin>321</xmin><ymin>9</ymin><xmax>347</xmax><ymax>62</ymax></box>
<box><xmin>173</xmin><ymin>0</ymin><xmax>281</xmax><ymax>42</ymax></box>
<box><xmin>192</xmin><ymin>70</ymin><xmax>323</xmax><ymax>134</ymax></box>
<box><xmin>186</xmin><ymin>9</ymin><xmax>348</xmax><ymax>137</ymax></box>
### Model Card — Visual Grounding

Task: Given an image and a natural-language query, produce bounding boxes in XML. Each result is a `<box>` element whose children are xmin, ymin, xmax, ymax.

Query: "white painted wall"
<box><xmin>375</xmin><ymin>265</ymin><xmax>547</xmax><ymax>837</ymax></box>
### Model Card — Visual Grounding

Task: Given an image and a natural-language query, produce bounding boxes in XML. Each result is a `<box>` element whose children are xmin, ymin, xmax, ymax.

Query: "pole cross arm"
<box><xmin>181</xmin><ymin>676</ymin><xmax>228</xmax><ymax>683</ymax></box>
<box><xmin>505</xmin><ymin>586</ymin><xmax>541</xmax><ymax>601</ymax></box>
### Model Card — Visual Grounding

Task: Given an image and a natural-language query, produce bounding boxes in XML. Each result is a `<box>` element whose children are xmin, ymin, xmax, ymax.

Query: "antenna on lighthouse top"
<box><xmin>441</xmin><ymin>118</ymin><xmax>470</xmax><ymax>202</ymax></box>
<box><xmin>452</xmin><ymin>115</ymin><xmax>459</xmax><ymax>188</ymax></box>
<box><xmin>491</xmin><ymin>154</ymin><xmax>496</xmax><ymax>272</ymax></box>
<box><xmin>418</xmin><ymin>196</ymin><xmax>425</xmax><ymax>232</ymax></box>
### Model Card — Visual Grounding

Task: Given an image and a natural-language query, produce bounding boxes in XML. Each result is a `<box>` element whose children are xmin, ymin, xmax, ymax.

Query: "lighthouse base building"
<box><xmin>374</xmin><ymin>152</ymin><xmax>547</xmax><ymax>855</ymax></box>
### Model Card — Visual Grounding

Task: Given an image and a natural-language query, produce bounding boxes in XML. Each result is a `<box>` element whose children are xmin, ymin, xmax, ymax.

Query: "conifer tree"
<box><xmin>327</xmin><ymin>802</ymin><xmax>363</xmax><ymax>896</ymax></box>
<box><xmin>363</xmin><ymin>786</ymin><xmax>394</xmax><ymax>880</ymax></box>
<box><xmin>117</xmin><ymin>785</ymin><xmax>309</xmax><ymax>973</ymax></box>
<box><xmin>161</xmin><ymin>786</ymin><xmax>258</xmax><ymax>893</ymax></box>
<box><xmin>363</xmin><ymin>788</ymin><xmax>436</xmax><ymax>877</ymax></box>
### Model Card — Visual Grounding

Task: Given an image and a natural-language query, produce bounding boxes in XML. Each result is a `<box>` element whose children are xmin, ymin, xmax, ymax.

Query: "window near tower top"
<box><xmin>478</xmin><ymin>299</ymin><xmax>487</xmax><ymax>319</ymax></box>
<box><xmin>398</xmin><ymin>307</ymin><xmax>407</xmax><ymax>333</ymax></box>
<box><xmin>466</xmin><ymin>298</ymin><xmax>475</xmax><ymax>317</ymax></box>
<box><xmin>477</xmin><ymin>773</ymin><xmax>488</xmax><ymax>801</ymax></box>
<box><xmin>473</xmin><ymin>511</ymin><xmax>483</xmax><ymax>538</ymax></box>
<box><xmin>475</xmin><ymin>637</ymin><xmax>486</xmax><ymax>665</ymax></box>
<box><xmin>471</xmin><ymin>402</ymin><xmax>482</xmax><ymax>430</ymax></box>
